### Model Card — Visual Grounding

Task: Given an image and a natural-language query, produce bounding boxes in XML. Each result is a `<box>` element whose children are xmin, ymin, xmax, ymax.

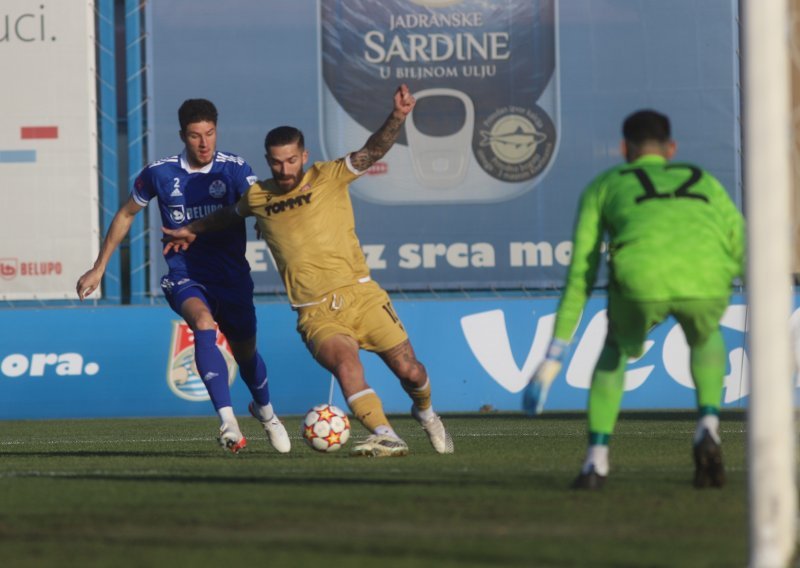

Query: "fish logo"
<box><xmin>480</xmin><ymin>122</ymin><xmax>548</xmax><ymax>163</ymax></box>
<box><xmin>474</xmin><ymin>108</ymin><xmax>556</xmax><ymax>182</ymax></box>
<box><xmin>166</xmin><ymin>321</ymin><xmax>238</xmax><ymax>402</ymax></box>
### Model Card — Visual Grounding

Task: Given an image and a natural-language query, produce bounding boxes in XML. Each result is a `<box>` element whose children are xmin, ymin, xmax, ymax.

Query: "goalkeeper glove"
<box><xmin>522</xmin><ymin>338</ymin><xmax>570</xmax><ymax>416</ymax></box>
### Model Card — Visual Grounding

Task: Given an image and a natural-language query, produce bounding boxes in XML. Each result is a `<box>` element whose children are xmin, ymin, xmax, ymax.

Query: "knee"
<box><xmin>192</xmin><ymin>316</ymin><xmax>217</xmax><ymax>332</ymax></box>
<box><xmin>229</xmin><ymin>339</ymin><xmax>257</xmax><ymax>364</ymax></box>
<box><xmin>396</xmin><ymin>359</ymin><xmax>427</xmax><ymax>386</ymax></box>
<box><xmin>597</xmin><ymin>339</ymin><xmax>641</xmax><ymax>372</ymax></box>
<box><xmin>331</xmin><ymin>358</ymin><xmax>364</xmax><ymax>383</ymax></box>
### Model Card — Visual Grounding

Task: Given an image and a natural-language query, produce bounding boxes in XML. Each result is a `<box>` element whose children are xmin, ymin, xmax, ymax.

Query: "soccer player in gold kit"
<box><xmin>163</xmin><ymin>85</ymin><xmax>453</xmax><ymax>457</ymax></box>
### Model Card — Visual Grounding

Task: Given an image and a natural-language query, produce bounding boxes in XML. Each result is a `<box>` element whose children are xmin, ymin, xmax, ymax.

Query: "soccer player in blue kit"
<box><xmin>76</xmin><ymin>99</ymin><xmax>291</xmax><ymax>455</ymax></box>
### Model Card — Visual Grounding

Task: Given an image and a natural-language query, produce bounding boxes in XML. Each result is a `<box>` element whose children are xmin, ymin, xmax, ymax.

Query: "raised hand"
<box><xmin>393</xmin><ymin>83</ymin><xmax>416</xmax><ymax>117</ymax></box>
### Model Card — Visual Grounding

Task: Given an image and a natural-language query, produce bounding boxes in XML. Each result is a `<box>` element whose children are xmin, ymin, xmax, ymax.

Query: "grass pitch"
<box><xmin>0</xmin><ymin>411</ymin><xmax>747</xmax><ymax>567</ymax></box>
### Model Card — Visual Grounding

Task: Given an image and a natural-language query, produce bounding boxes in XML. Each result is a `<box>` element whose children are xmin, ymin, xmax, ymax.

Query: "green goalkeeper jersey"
<box><xmin>553</xmin><ymin>154</ymin><xmax>745</xmax><ymax>341</ymax></box>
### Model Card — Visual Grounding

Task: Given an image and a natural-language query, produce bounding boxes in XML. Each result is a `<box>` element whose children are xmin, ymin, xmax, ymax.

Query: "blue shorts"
<box><xmin>160</xmin><ymin>274</ymin><xmax>257</xmax><ymax>342</ymax></box>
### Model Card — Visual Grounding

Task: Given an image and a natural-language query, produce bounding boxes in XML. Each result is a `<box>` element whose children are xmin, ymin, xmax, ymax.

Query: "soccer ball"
<box><xmin>301</xmin><ymin>404</ymin><xmax>351</xmax><ymax>452</ymax></box>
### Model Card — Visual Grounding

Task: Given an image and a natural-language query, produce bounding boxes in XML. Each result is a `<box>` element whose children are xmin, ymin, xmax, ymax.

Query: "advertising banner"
<box><xmin>145</xmin><ymin>0</ymin><xmax>740</xmax><ymax>295</ymax></box>
<box><xmin>320</xmin><ymin>0</ymin><xmax>558</xmax><ymax>204</ymax></box>
<box><xmin>0</xmin><ymin>1</ymin><xmax>99</xmax><ymax>299</ymax></box>
<box><xmin>0</xmin><ymin>293</ymin><xmax>790</xmax><ymax>421</ymax></box>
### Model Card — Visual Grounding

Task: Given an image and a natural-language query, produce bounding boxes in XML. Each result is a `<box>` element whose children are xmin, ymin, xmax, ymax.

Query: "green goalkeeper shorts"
<box><xmin>606</xmin><ymin>290</ymin><xmax>730</xmax><ymax>358</ymax></box>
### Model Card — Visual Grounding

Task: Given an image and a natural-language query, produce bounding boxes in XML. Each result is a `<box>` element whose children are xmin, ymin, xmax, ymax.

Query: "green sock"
<box><xmin>588</xmin><ymin>341</ymin><xmax>627</xmax><ymax>436</ymax></box>
<box><xmin>691</xmin><ymin>329</ymin><xmax>726</xmax><ymax>410</ymax></box>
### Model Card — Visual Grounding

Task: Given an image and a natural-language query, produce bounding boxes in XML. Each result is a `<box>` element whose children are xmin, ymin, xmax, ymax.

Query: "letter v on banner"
<box><xmin>566</xmin><ymin>310</ymin><xmax>655</xmax><ymax>391</ymax></box>
<box><xmin>460</xmin><ymin>309</ymin><xmax>555</xmax><ymax>393</ymax></box>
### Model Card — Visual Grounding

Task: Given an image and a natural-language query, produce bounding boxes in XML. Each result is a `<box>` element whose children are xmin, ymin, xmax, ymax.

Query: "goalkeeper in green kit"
<box><xmin>523</xmin><ymin>110</ymin><xmax>744</xmax><ymax>490</ymax></box>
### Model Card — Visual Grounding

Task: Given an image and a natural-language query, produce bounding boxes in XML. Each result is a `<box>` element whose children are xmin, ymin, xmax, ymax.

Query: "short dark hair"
<box><xmin>265</xmin><ymin>126</ymin><xmax>304</xmax><ymax>151</ymax></box>
<box><xmin>178</xmin><ymin>99</ymin><xmax>218</xmax><ymax>132</ymax></box>
<box><xmin>622</xmin><ymin>109</ymin><xmax>671</xmax><ymax>146</ymax></box>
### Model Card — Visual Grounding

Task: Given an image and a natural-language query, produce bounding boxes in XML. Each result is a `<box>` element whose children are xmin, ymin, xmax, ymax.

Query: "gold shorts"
<box><xmin>295</xmin><ymin>280</ymin><xmax>408</xmax><ymax>356</ymax></box>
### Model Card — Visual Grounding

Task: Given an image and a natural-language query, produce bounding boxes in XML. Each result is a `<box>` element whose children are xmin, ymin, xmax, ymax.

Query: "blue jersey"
<box><xmin>132</xmin><ymin>150</ymin><xmax>258</xmax><ymax>285</ymax></box>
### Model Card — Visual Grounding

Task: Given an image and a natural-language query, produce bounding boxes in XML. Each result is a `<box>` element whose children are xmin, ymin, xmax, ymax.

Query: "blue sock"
<box><xmin>194</xmin><ymin>329</ymin><xmax>231</xmax><ymax>411</ymax></box>
<box><xmin>239</xmin><ymin>352</ymin><xmax>271</xmax><ymax>406</ymax></box>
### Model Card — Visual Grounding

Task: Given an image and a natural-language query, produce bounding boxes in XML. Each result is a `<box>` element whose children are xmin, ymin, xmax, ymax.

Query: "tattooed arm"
<box><xmin>349</xmin><ymin>84</ymin><xmax>416</xmax><ymax>172</ymax></box>
<box><xmin>160</xmin><ymin>204</ymin><xmax>244</xmax><ymax>254</ymax></box>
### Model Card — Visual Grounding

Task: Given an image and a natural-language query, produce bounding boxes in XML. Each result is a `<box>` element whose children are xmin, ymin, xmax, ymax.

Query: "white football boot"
<box><xmin>248</xmin><ymin>402</ymin><xmax>291</xmax><ymax>453</ymax></box>
<box><xmin>350</xmin><ymin>434</ymin><xmax>409</xmax><ymax>457</ymax></box>
<box><xmin>411</xmin><ymin>405</ymin><xmax>454</xmax><ymax>454</ymax></box>
<box><xmin>218</xmin><ymin>423</ymin><xmax>247</xmax><ymax>454</ymax></box>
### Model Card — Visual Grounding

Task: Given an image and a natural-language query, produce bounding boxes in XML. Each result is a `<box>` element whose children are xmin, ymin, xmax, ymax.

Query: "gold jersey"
<box><xmin>236</xmin><ymin>157</ymin><xmax>370</xmax><ymax>305</ymax></box>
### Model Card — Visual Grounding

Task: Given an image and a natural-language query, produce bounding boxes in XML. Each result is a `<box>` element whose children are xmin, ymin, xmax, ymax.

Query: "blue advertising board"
<box><xmin>0</xmin><ymin>293</ymin><xmax>783</xmax><ymax>421</ymax></box>
<box><xmin>143</xmin><ymin>0</ymin><xmax>740</xmax><ymax>294</ymax></box>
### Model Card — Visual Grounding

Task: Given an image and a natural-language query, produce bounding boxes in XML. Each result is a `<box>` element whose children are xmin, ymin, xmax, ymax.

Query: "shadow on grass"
<box><xmin>0</xmin><ymin>450</ymin><xmax>221</xmax><ymax>459</ymax></box>
<box><xmin>436</xmin><ymin>409</ymin><xmax>746</xmax><ymax>423</ymax></box>
<box><xmin>0</xmin><ymin>470</ymin><xmax>514</xmax><ymax>488</ymax></box>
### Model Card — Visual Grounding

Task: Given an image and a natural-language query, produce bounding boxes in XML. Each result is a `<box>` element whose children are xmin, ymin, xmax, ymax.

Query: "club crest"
<box><xmin>166</xmin><ymin>321</ymin><xmax>237</xmax><ymax>402</ymax></box>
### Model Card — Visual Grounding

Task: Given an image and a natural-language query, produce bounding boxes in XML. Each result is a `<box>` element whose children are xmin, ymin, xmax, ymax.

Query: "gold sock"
<box><xmin>406</xmin><ymin>379</ymin><xmax>432</xmax><ymax>410</ymax></box>
<box><xmin>347</xmin><ymin>389</ymin><xmax>391</xmax><ymax>433</ymax></box>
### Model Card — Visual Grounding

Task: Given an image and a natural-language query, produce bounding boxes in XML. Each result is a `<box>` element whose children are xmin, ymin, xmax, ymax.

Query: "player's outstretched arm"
<box><xmin>161</xmin><ymin>204</ymin><xmax>242</xmax><ymax>254</ymax></box>
<box><xmin>76</xmin><ymin>197</ymin><xmax>142</xmax><ymax>300</ymax></box>
<box><xmin>349</xmin><ymin>84</ymin><xmax>415</xmax><ymax>172</ymax></box>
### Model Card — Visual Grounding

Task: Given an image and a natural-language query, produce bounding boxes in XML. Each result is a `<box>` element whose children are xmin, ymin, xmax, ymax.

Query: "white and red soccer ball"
<box><xmin>301</xmin><ymin>404</ymin><xmax>351</xmax><ymax>452</ymax></box>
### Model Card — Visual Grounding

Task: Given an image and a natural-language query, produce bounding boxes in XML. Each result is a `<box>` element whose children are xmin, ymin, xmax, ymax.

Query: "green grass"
<box><xmin>0</xmin><ymin>411</ymin><xmax>747</xmax><ymax>567</ymax></box>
